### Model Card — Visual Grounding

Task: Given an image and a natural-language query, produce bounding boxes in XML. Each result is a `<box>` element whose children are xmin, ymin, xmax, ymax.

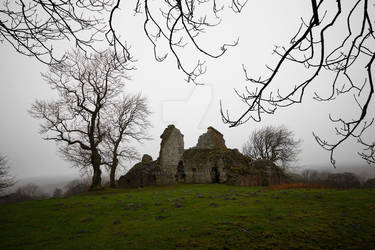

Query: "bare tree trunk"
<box><xmin>90</xmin><ymin>150</ymin><xmax>102</xmax><ymax>191</ymax></box>
<box><xmin>109</xmin><ymin>157</ymin><xmax>118</xmax><ymax>188</ymax></box>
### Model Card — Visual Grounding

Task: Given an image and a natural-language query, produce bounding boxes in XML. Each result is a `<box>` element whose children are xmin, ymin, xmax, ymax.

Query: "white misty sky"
<box><xmin>0</xmin><ymin>0</ymin><xmax>373</xmax><ymax>179</ymax></box>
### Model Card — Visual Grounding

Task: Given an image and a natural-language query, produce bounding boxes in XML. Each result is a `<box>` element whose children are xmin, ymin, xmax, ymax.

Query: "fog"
<box><xmin>0</xmin><ymin>0</ymin><xmax>374</xmax><ymax>192</ymax></box>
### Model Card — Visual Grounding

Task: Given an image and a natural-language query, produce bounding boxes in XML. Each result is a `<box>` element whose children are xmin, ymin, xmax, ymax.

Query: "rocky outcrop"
<box><xmin>196</xmin><ymin>127</ymin><xmax>226</xmax><ymax>149</ymax></box>
<box><xmin>118</xmin><ymin>125</ymin><xmax>285</xmax><ymax>188</ymax></box>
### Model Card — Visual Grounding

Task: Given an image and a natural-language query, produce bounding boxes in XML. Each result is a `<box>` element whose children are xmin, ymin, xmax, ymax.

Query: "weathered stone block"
<box><xmin>196</xmin><ymin>126</ymin><xmax>226</xmax><ymax>149</ymax></box>
<box><xmin>142</xmin><ymin>154</ymin><xmax>153</xmax><ymax>163</ymax></box>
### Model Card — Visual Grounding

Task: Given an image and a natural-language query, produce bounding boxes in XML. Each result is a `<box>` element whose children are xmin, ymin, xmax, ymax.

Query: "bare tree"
<box><xmin>0</xmin><ymin>155</ymin><xmax>15</xmax><ymax>194</ymax></box>
<box><xmin>301</xmin><ymin>169</ymin><xmax>327</xmax><ymax>184</ymax></box>
<box><xmin>242</xmin><ymin>126</ymin><xmax>301</xmax><ymax>169</ymax></box>
<box><xmin>220</xmin><ymin>0</ymin><xmax>375</xmax><ymax>166</ymax></box>
<box><xmin>301</xmin><ymin>169</ymin><xmax>315</xmax><ymax>183</ymax></box>
<box><xmin>102</xmin><ymin>94</ymin><xmax>151</xmax><ymax>188</ymax></box>
<box><xmin>29</xmin><ymin>49</ymin><xmax>127</xmax><ymax>190</ymax></box>
<box><xmin>52</xmin><ymin>187</ymin><xmax>63</xmax><ymax>198</ymax></box>
<box><xmin>0</xmin><ymin>0</ymin><xmax>130</xmax><ymax>64</ymax></box>
<box><xmin>57</xmin><ymin>94</ymin><xmax>151</xmax><ymax>188</ymax></box>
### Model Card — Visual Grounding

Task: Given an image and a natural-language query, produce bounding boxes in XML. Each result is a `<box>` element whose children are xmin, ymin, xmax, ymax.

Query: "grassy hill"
<box><xmin>1</xmin><ymin>184</ymin><xmax>375</xmax><ymax>249</ymax></box>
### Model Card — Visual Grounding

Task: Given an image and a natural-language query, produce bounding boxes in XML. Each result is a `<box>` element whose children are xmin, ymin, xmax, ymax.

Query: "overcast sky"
<box><xmin>0</xmin><ymin>0</ymin><xmax>374</xmax><ymax>180</ymax></box>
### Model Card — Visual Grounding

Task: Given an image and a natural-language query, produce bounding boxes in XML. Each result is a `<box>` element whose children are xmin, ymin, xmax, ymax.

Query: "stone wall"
<box><xmin>182</xmin><ymin>148</ymin><xmax>227</xmax><ymax>184</ymax></box>
<box><xmin>182</xmin><ymin>148</ymin><xmax>254</xmax><ymax>184</ymax></box>
<box><xmin>226</xmin><ymin>159</ymin><xmax>284</xmax><ymax>186</ymax></box>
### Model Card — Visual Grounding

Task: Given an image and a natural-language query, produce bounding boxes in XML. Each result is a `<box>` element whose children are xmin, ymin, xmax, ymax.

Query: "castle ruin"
<box><xmin>118</xmin><ymin>125</ymin><xmax>284</xmax><ymax>188</ymax></box>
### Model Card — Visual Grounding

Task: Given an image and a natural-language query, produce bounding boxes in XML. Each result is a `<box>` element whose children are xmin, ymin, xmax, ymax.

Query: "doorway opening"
<box><xmin>175</xmin><ymin>161</ymin><xmax>186</xmax><ymax>183</ymax></box>
<box><xmin>211</xmin><ymin>167</ymin><xmax>220</xmax><ymax>183</ymax></box>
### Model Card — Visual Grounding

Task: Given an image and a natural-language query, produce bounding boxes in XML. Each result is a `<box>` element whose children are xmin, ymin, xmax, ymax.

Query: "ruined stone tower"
<box><xmin>156</xmin><ymin>124</ymin><xmax>184</xmax><ymax>185</ymax></box>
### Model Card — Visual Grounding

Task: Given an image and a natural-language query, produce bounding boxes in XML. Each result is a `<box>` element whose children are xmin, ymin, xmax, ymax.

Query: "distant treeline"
<box><xmin>288</xmin><ymin>169</ymin><xmax>375</xmax><ymax>189</ymax></box>
<box><xmin>0</xmin><ymin>178</ymin><xmax>97</xmax><ymax>204</ymax></box>
<box><xmin>1</xmin><ymin>170</ymin><xmax>375</xmax><ymax>205</ymax></box>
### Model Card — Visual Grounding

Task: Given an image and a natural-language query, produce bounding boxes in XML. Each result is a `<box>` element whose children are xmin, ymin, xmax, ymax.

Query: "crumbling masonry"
<box><xmin>118</xmin><ymin>125</ymin><xmax>284</xmax><ymax>188</ymax></box>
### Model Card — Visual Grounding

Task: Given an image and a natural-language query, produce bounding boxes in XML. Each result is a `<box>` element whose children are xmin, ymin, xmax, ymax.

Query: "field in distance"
<box><xmin>1</xmin><ymin>184</ymin><xmax>375</xmax><ymax>249</ymax></box>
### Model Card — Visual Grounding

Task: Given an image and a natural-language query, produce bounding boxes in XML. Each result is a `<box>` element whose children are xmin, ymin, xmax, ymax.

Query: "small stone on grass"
<box><xmin>209</xmin><ymin>202</ymin><xmax>218</xmax><ymax>207</ymax></box>
<box><xmin>80</xmin><ymin>218</ymin><xmax>93</xmax><ymax>223</ymax></box>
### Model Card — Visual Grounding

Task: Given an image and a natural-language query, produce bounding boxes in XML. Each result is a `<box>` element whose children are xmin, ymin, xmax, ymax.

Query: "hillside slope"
<box><xmin>1</xmin><ymin>184</ymin><xmax>375</xmax><ymax>249</ymax></box>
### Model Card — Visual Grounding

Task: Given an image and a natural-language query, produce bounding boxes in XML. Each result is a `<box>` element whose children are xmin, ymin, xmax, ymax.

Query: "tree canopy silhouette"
<box><xmin>242</xmin><ymin>126</ymin><xmax>301</xmax><ymax>169</ymax></box>
<box><xmin>29</xmin><ymin>49</ymin><xmax>128</xmax><ymax>190</ymax></box>
<box><xmin>0</xmin><ymin>0</ymin><xmax>130</xmax><ymax>64</ymax></box>
<box><xmin>2</xmin><ymin>0</ymin><xmax>374</xmax><ymax>166</ymax></box>
<box><xmin>0</xmin><ymin>155</ymin><xmax>15</xmax><ymax>194</ymax></box>
<box><xmin>112</xmin><ymin>0</ymin><xmax>375</xmax><ymax>166</ymax></box>
<box><xmin>101</xmin><ymin>94</ymin><xmax>151</xmax><ymax>188</ymax></box>
<box><xmin>219</xmin><ymin>0</ymin><xmax>375</xmax><ymax>166</ymax></box>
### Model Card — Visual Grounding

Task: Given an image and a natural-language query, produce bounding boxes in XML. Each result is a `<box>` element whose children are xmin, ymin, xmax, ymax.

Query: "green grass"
<box><xmin>1</xmin><ymin>184</ymin><xmax>375</xmax><ymax>249</ymax></box>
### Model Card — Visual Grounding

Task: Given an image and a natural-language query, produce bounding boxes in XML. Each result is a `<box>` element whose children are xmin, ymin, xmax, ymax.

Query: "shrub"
<box><xmin>64</xmin><ymin>178</ymin><xmax>90</xmax><ymax>197</ymax></box>
<box><xmin>363</xmin><ymin>177</ymin><xmax>375</xmax><ymax>188</ymax></box>
<box><xmin>0</xmin><ymin>183</ymin><xmax>47</xmax><ymax>204</ymax></box>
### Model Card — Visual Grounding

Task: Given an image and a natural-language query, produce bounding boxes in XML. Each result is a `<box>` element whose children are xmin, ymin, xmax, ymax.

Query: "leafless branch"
<box><xmin>0</xmin><ymin>0</ymin><xmax>131</xmax><ymax>64</ymax></box>
<box><xmin>133</xmin><ymin>0</ymin><xmax>242</xmax><ymax>83</ymax></box>
<box><xmin>222</xmin><ymin>0</ymin><xmax>375</xmax><ymax>166</ymax></box>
